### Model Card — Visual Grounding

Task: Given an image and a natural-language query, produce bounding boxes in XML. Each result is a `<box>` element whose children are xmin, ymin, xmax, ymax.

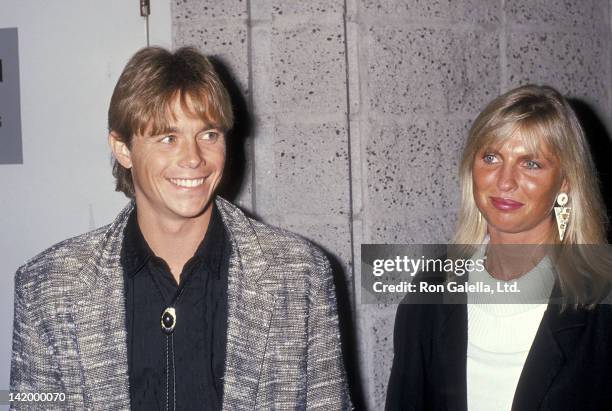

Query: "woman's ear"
<box><xmin>560</xmin><ymin>178</ymin><xmax>569</xmax><ymax>196</ymax></box>
<box><xmin>108</xmin><ymin>132</ymin><xmax>132</xmax><ymax>169</ymax></box>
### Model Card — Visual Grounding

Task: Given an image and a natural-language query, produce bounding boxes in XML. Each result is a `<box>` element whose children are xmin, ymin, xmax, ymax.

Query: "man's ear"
<box><xmin>108</xmin><ymin>132</ymin><xmax>132</xmax><ymax>169</ymax></box>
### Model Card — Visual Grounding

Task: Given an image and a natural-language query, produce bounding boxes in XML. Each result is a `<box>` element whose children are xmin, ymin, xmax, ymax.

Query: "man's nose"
<box><xmin>178</xmin><ymin>140</ymin><xmax>203</xmax><ymax>168</ymax></box>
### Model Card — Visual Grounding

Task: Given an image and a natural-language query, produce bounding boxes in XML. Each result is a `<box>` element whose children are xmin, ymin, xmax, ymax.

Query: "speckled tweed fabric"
<box><xmin>10</xmin><ymin>197</ymin><xmax>352</xmax><ymax>410</ymax></box>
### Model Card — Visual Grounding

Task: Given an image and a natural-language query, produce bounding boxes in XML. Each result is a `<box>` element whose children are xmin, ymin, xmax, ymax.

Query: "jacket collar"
<box><xmin>71</xmin><ymin>197</ymin><xmax>276</xmax><ymax>410</ymax></box>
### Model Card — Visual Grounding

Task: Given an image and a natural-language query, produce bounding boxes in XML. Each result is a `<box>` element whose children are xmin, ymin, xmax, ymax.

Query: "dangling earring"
<box><xmin>554</xmin><ymin>193</ymin><xmax>570</xmax><ymax>241</ymax></box>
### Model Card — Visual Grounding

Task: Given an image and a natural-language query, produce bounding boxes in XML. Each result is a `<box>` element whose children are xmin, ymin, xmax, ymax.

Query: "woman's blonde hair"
<box><xmin>454</xmin><ymin>84</ymin><xmax>610</xmax><ymax>304</ymax></box>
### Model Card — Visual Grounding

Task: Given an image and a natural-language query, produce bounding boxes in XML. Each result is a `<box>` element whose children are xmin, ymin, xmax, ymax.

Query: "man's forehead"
<box><xmin>142</xmin><ymin>102</ymin><xmax>214</xmax><ymax>136</ymax></box>
<box><xmin>144</xmin><ymin>117</ymin><xmax>213</xmax><ymax>136</ymax></box>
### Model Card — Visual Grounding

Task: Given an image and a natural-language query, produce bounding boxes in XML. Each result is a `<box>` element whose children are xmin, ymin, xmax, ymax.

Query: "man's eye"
<box><xmin>160</xmin><ymin>135</ymin><xmax>176</xmax><ymax>144</ymax></box>
<box><xmin>200</xmin><ymin>131</ymin><xmax>220</xmax><ymax>142</ymax></box>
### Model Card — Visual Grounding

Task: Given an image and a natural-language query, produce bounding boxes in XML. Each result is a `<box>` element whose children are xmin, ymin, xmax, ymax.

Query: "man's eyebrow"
<box><xmin>148</xmin><ymin>124</ymin><xmax>221</xmax><ymax>136</ymax></box>
<box><xmin>145</xmin><ymin>126</ymin><xmax>178</xmax><ymax>137</ymax></box>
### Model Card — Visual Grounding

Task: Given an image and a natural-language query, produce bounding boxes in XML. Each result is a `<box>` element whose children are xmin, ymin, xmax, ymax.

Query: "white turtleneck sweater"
<box><xmin>466</xmin><ymin>251</ymin><xmax>555</xmax><ymax>411</ymax></box>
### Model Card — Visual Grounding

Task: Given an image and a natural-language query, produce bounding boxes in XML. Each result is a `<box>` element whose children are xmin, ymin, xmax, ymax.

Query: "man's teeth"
<box><xmin>170</xmin><ymin>178</ymin><xmax>205</xmax><ymax>188</ymax></box>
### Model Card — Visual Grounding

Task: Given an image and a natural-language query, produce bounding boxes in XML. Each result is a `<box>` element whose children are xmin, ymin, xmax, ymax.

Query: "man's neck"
<box><xmin>136</xmin><ymin>205</ymin><xmax>212</xmax><ymax>283</ymax></box>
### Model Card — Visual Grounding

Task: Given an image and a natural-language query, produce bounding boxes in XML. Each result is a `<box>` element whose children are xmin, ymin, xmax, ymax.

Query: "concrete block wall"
<box><xmin>250</xmin><ymin>1</ymin><xmax>352</xmax><ymax>283</ymax></box>
<box><xmin>173</xmin><ymin>0</ymin><xmax>353</xmax><ymax>277</ymax></box>
<box><xmin>173</xmin><ymin>1</ymin><xmax>612</xmax><ymax>409</ymax></box>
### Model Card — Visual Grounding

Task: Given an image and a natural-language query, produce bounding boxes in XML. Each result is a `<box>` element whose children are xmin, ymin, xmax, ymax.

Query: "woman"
<box><xmin>385</xmin><ymin>85</ymin><xmax>612</xmax><ymax>410</ymax></box>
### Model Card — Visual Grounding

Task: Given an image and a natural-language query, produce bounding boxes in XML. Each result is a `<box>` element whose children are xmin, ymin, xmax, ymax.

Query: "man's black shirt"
<box><xmin>121</xmin><ymin>205</ymin><xmax>230</xmax><ymax>410</ymax></box>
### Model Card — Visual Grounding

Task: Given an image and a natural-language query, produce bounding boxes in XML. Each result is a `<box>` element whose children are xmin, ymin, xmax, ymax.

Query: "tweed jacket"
<box><xmin>10</xmin><ymin>197</ymin><xmax>352</xmax><ymax>410</ymax></box>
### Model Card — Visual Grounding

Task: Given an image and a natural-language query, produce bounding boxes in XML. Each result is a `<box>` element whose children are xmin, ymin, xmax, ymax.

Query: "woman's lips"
<box><xmin>490</xmin><ymin>196</ymin><xmax>524</xmax><ymax>211</ymax></box>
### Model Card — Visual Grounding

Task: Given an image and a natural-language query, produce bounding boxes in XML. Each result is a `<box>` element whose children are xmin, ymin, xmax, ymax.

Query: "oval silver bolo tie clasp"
<box><xmin>161</xmin><ymin>307</ymin><xmax>176</xmax><ymax>334</ymax></box>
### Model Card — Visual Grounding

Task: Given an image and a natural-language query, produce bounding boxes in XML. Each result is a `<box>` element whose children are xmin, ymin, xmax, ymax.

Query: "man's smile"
<box><xmin>168</xmin><ymin>177</ymin><xmax>206</xmax><ymax>188</ymax></box>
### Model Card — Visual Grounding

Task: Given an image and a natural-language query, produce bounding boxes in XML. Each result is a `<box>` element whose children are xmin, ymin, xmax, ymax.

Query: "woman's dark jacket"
<box><xmin>385</xmin><ymin>274</ymin><xmax>612</xmax><ymax>411</ymax></box>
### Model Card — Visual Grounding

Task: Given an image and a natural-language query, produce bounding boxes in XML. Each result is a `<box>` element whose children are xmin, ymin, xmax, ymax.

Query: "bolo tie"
<box><xmin>160</xmin><ymin>279</ymin><xmax>189</xmax><ymax>411</ymax></box>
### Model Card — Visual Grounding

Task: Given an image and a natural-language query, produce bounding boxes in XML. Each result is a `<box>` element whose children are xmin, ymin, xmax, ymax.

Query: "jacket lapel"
<box><xmin>437</xmin><ymin>303</ymin><xmax>468</xmax><ymax>411</ymax></box>
<box><xmin>512</xmin><ymin>305</ymin><xmax>587</xmax><ymax>410</ymax></box>
<box><xmin>72</xmin><ymin>203</ymin><xmax>133</xmax><ymax>410</ymax></box>
<box><xmin>216</xmin><ymin>198</ymin><xmax>276</xmax><ymax>410</ymax></box>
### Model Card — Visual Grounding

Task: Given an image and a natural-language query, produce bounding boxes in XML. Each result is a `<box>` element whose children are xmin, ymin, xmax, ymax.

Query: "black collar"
<box><xmin>121</xmin><ymin>203</ymin><xmax>227</xmax><ymax>278</ymax></box>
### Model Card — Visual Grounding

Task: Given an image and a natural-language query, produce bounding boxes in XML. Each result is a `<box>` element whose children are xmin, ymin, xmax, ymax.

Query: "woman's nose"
<box><xmin>496</xmin><ymin>163</ymin><xmax>518</xmax><ymax>192</ymax></box>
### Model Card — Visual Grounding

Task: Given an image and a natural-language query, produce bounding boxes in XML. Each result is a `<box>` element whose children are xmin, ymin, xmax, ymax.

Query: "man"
<box><xmin>10</xmin><ymin>47</ymin><xmax>351</xmax><ymax>410</ymax></box>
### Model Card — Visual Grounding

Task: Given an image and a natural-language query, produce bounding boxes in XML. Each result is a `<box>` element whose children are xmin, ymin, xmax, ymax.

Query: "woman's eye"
<box><xmin>160</xmin><ymin>135</ymin><xmax>175</xmax><ymax>144</ymax></box>
<box><xmin>482</xmin><ymin>153</ymin><xmax>497</xmax><ymax>164</ymax></box>
<box><xmin>524</xmin><ymin>160</ymin><xmax>541</xmax><ymax>169</ymax></box>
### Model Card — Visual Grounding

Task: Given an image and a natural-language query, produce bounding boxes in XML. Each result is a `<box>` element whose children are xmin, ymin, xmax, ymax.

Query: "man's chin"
<box><xmin>179</xmin><ymin>208</ymin><xmax>212</xmax><ymax>218</ymax></box>
<box><xmin>171</xmin><ymin>200</ymin><xmax>214</xmax><ymax>220</ymax></box>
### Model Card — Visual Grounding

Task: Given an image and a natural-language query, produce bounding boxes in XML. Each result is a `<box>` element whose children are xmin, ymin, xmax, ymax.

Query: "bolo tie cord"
<box><xmin>161</xmin><ymin>274</ymin><xmax>191</xmax><ymax>411</ymax></box>
<box><xmin>165</xmin><ymin>335</ymin><xmax>169</xmax><ymax>411</ymax></box>
<box><xmin>166</xmin><ymin>333</ymin><xmax>176</xmax><ymax>411</ymax></box>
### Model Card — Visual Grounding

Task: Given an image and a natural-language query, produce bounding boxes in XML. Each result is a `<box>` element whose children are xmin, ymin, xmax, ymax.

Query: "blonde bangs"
<box><xmin>132</xmin><ymin>86</ymin><xmax>233</xmax><ymax>138</ymax></box>
<box><xmin>476</xmin><ymin>109</ymin><xmax>564</xmax><ymax>163</ymax></box>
